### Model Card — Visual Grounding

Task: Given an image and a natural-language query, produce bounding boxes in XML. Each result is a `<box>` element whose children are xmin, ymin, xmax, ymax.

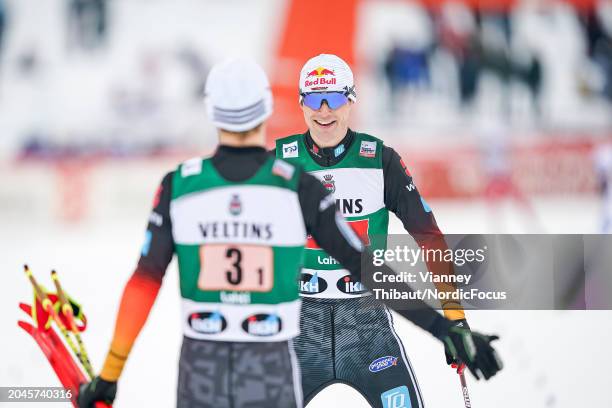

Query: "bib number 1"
<box><xmin>198</xmin><ymin>245</ymin><xmax>273</xmax><ymax>292</ymax></box>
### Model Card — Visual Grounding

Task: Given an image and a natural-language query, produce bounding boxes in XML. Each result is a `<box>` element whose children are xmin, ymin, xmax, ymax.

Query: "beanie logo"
<box><xmin>304</xmin><ymin>66</ymin><xmax>336</xmax><ymax>89</ymax></box>
<box><xmin>306</xmin><ymin>67</ymin><xmax>335</xmax><ymax>77</ymax></box>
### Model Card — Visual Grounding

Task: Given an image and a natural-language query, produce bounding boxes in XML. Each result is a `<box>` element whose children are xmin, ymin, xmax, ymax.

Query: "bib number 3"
<box><xmin>198</xmin><ymin>245</ymin><xmax>273</xmax><ymax>292</ymax></box>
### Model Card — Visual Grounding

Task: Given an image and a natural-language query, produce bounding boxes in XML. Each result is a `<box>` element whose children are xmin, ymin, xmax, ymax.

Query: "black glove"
<box><xmin>433</xmin><ymin>319</ymin><xmax>503</xmax><ymax>380</ymax></box>
<box><xmin>444</xmin><ymin>319</ymin><xmax>470</xmax><ymax>365</ymax></box>
<box><xmin>77</xmin><ymin>376</ymin><xmax>117</xmax><ymax>407</ymax></box>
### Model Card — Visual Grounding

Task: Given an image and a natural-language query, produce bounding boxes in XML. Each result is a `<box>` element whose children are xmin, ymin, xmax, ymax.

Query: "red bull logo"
<box><xmin>305</xmin><ymin>66</ymin><xmax>337</xmax><ymax>88</ymax></box>
<box><xmin>306</xmin><ymin>66</ymin><xmax>335</xmax><ymax>77</ymax></box>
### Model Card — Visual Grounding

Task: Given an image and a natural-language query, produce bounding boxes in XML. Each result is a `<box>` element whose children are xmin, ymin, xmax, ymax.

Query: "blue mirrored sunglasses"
<box><xmin>301</xmin><ymin>92</ymin><xmax>349</xmax><ymax>110</ymax></box>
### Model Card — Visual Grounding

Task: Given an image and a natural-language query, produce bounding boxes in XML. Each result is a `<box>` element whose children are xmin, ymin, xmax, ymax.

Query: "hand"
<box><xmin>77</xmin><ymin>376</ymin><xmax>117</xmax><ymax>407</ymax></box>
<box><xmin>444</xmin><ymin>319</ymin><xmax>470</xmax><ymax>365</ymax></box>
<box><xmin>437</xmin><ymin>321</ymin><xmax>503</xmax><ymax>380</ymax></box>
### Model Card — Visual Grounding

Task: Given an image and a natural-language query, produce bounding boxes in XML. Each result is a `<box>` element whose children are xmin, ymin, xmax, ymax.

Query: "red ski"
<box><xmin>18</xmin><ymin>266</ymin><xmax>112</xmax><ymax>408</ymax></box>
<box><xmin>18</xmin><ymin>304</ymin><xmax>110</xmax><ymax>408</ymax></box>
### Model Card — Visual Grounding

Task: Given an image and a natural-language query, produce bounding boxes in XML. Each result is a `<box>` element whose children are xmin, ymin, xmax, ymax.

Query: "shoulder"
<box><xmin>271</xmin><ymin>158</ymin><xmax>299</xmax><ymax>181</ymax></box>
<box><xmin>175</xmin><ymin>156</ymin><xmax>206</xmax><ymax>178</ymax></box>
<box><xmin>353</xmin><ymin>131</ymin><xmax>384</xmax><ymax>145</ymax></box>
<box><xmin>349</xmin><ymin>131</ymin><xmax>385</xmax><ymax>165</ymax></box>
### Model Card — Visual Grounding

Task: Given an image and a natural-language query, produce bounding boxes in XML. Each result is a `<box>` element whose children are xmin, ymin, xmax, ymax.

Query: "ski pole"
<box><xmin>24</xmin><ymin>265</ymin><xmax>64</xmax><ymax>329</ymax></box>
<box><xmin>51</xmin><ymin>270</ymin><xmax>95</xmax><ymax>379</ymax></box>
<box><xmin>24</xmin><ymin>266</ymin><xmax>84</xmax><ymax>378</ymax></box>
<box><xmin>452</xmin><ymin>363</ymin><xmax>471</xmax><ymax>408</ymax></box>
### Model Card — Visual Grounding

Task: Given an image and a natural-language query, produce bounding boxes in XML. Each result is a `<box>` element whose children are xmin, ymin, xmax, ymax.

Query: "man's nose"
<box><xmin>318</xmin><ymin>100</ymin><xmax>332</xmax><ymax>113</ymax></box>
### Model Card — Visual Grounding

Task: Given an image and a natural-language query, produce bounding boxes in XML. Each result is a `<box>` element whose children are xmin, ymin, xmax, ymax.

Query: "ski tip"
<box><xmin>51</xmin><ymin>270</ymin><xmax>58</xmax><ymax>279</ymax></box>
<box><xmin>19</xmin><ymin>302</ymin><xmax>33</xmax><ymax>316</ymax></box>
<box><xmin>24</xmin><ymin>264</ymin><xmax>32</xmax><ymax>275</ymax></box>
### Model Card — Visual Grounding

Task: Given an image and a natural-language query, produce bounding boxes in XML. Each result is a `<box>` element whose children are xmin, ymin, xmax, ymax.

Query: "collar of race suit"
<box><xmin>304</xmin><ymin>128</ymin><xmax>355</xmax><ymax>166</ymax></box>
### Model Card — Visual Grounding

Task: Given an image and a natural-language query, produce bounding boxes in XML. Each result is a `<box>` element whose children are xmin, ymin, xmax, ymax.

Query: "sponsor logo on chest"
<box><xmin>189</xmin><ymin>311</ymin><xmax>227</xmax><ymax>334</ymax></box>
<box><xmin>242</xmin><ymin>314</ymin><xmax>282</xmax><ymax>336</ymax></box>
<box><xmin>299</xmin><ymin>272</ymin><xmax>328</xmax><ymax>294</ymax></box>
<box><xmin>317</xmin><ymin>172</ymin><xmax>376</xmax><ymax>216</ymax></box>
<box><xmin>337</xmin><ymin>275</ymin><xmax>367</xmax><ymax>295</ymax></box>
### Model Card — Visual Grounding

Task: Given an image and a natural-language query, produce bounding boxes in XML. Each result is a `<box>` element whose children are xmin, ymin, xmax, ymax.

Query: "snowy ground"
<box><xmin>1</xmin><ymin>165</ymin><xmax>610</xmax><ymax>408</ymax></box>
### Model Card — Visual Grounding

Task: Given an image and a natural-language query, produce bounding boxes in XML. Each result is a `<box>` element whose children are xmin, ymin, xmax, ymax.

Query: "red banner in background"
<box><xmin>402</xmin><ymin>138</ymin><xmax>601</xmax><ymax>199</ymax></box>
<box><xmin>268</xmin><ymin>0</ymin><xmax>359</xmax><ymax>141</ymax></box>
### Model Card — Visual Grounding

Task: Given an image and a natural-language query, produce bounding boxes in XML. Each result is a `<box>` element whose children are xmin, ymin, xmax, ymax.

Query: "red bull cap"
<box><xmin>299</xmin><ymin>54</ymin><xmax>356</xmax><ymax>102</ymax></box>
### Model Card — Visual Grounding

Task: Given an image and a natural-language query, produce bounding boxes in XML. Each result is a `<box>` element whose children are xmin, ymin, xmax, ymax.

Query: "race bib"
<box><xmin>198</xmin><ymin>244</ymin><xmax>273</xmax><ymax>292</ymax></box>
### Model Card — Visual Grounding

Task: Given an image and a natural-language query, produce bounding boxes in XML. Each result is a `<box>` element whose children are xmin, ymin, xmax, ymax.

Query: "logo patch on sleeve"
<box><xmin>359</xmin><ymin>141</ymin><xmax>377</xmax><ymax>158</ymax></box>
<box><xmin>141</xmin><ymin>230</ymin><xmax>153</xmax><ymax>256</ymax></box>
<box><xmin>272</xmin><ymin>159</ymin><xmax>295</xmax><ymax>180</ymax></box>
<box><xmin>420</xmin><ymin>197</ymin><xmax>432</xmax><ymax>213</ymax></box>
<box><xmin>399</xmin><ymin>158</ymin><xmax>412</xmax><ymax>177</ymax></box>
<box><xmin>282</xmin><ymin>141</ymin><xmax>299</xmax><ymax>158</ymax></box>
<box><xmin>182</xmin><ymin>158</ymin><xmax>202</xmax><ymax>177</ymax></box>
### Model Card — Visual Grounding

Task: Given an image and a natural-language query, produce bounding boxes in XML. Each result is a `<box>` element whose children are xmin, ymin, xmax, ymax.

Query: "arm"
<box><xmin>99</xmin><ymin>171</ymin><xmax>175</xmax><ymax>381</ymax></box>
<box><xmin>382</xmin><ymin>146</ymin><xmax>465</xmax><ymax>321</ymax></box>
<box><xmin>297</xmin><ymin>171</ymin><xmax>503</xmax><ymax>380</ymax></box>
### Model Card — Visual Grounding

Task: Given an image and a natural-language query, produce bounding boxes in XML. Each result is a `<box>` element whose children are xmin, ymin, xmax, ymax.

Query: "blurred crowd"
<box><xmin>380</xmin><ymin>1</ymin><xmax>612</xmax><ymax>122</ymax></box>
<box><xmin>0</xmin><ymin>0</ymin><xmax>611</xmax><ymax>158</ymax></box>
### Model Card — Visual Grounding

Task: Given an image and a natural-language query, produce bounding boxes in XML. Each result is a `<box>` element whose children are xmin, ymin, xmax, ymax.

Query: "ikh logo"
<box><xmin>369</xmin><ymin>356</ymin><xmax>399</xmax><ymax>373</ymax></box>
<box><xmin>229</xmin><ymin>195</ymin><xmax>242</xmax><ymax>216</ymax></box>
<box><xmin>381</xmin><ymin>386</ymin><xmax>412</xmax><ymax>408</ymax></box>
<box><xmin>299</xmin><ymin>272</ymin><xmax>328</xmax><ymax>294</ymax></box>
<box><xmin>322</xmin><ymin>174</ymin><xmax>336</xmax><ymax>193</ymax></box>
<box><xmin>188</xmin><ymin>311</ymin><xmax>227</xmax><ymax>334</ymax></box>
<box><xmin>337</xmin><ymin>275</ymin><xmax>367</xmax><ymax>295</ymax></box>
<box><xmin>242</xmin><ymin>314</ymin><xmax>282</xmax><ymax>336</ymax></box>
<box><xmin>304</xmin><ymin>66</ymin><xmax>336</xmax><ymax>88</ymax></box>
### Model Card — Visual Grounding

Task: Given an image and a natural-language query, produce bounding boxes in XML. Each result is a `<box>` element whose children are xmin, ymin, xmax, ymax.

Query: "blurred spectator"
<box><xmin>513</xmin><ymin>1</ymin><xmax>589</xmax><ymax>123</ymax></box>
<box><xmin>434</xmin><ymin>3</ymin><xmax>480</xmax><ymax>105</ymax></box>
<box><xmin>581</xmin><ymin>1</ymin><xmax>612</xmax><ymax>102</ymax></box>
<box><xmin>67</xmin><ymin>0</ymin><xmax>108</xmax><ymax>51</ymax></box>
<box><xmin>435</xmin><ymin>3</ymin><xmax>542</xmax><ymax>116</ymax></box>
<box><xmin>175</xmin><ymin>45</ymin><xmax>209</xmax><ymax>101</ymax></box>
<box><xmin>383</xmin><ymin>41</ymin><xmax>430</xmax><ymax>113</ymax></box>
<box><xmin>593</xmin><ymin>142</ymin><xmax>612</xmax><ymax>232</ymax></box>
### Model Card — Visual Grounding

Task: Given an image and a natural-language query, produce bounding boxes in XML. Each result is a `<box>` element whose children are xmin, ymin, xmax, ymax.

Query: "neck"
<box><xmin>218</xmin><ymin>126</ymin><xmax>266</xmax><ymax>148</ymax></box>
<box><xmin>309</xmin><ymin>126</ymin><xmax>349</xmax><ymax>148</ymax></box>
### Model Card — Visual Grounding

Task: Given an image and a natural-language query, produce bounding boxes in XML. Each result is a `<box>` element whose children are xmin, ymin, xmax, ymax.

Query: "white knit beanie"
<box><xmin>205</xmin><ymin>58</ymin><xmax>273</xmax><ymax>132</ymax></box>
<box><xmin>298</xmin><ymin>54</ymin><xmax>356</xmax><ymax>102</ymax></box>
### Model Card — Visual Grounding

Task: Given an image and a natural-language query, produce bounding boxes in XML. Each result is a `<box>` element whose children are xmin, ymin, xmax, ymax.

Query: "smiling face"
<box><xmin>301</xmin><ymin>99</ymin><xmax>353</xmax><ymax>147</ymax></box>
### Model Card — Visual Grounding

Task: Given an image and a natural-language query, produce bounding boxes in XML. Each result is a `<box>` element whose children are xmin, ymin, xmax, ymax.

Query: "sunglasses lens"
<box><xmin>303</xmin><ymin>92</ymin><xmax>348</xmax><ymax>110</ymax></box>
<box><xmin>326</xmin><ymin>93</ymin><xmax>349</xmax><ymax>109</ymax></box>
<box><xmin>303</xmin><ymin>93</ymin><xmax>324</xmax><ymax>110</ymax></box>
